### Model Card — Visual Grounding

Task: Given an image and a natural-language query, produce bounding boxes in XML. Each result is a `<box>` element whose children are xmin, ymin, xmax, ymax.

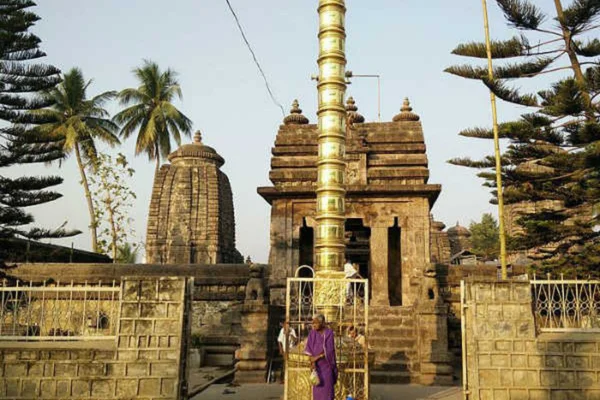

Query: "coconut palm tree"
<box><xmin>33</xmin><ymin>68</ymin><xmax>120</xmax><ymax>252</ymax></box>
<box><xmin>116</xmin><ymin>243</ymin><xmax>140</xmax><ymax>264</ymax></box>
<box><xmin>113</xmin><ymin>60</ymin><xmax>192</xmax><ymax>177</ymax></box>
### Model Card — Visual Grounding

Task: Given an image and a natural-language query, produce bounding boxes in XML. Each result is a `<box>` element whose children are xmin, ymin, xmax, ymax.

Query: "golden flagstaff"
<box><xmin>315</xmin><ymin>0</ymin><xmax>348</xmax><ymax>279</ymax></box>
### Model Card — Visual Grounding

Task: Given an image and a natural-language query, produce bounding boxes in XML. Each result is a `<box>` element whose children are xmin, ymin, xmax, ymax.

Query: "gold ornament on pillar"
<box><xmin>315</xmin><ymin>0</ymin><xmax>348</xmax><ymax>279</ymax></box>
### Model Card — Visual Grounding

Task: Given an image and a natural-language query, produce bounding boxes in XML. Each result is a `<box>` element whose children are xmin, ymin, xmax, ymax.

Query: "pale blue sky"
<box><xmin>7</xmin><ymin>1</ymin><xmax>563</xmax><ymax>262</ymax></box>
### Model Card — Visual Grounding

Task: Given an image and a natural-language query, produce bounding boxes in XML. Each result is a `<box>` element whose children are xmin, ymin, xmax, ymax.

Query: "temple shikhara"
<box><xmin>146</xmin><ymin>131</ymin><xmax>242</xmax><ymax>265</ymax></box>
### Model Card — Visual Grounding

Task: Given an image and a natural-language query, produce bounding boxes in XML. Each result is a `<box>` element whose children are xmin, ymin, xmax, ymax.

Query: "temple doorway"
<box><xmin>388</xmin><ymin>217</ymin><xmax>402</xmax><ymax>305</ymax></box>
<box><xmin>344</xmin><ymin>218</ymin><xmax>371</xmax><ymax>279</ymax></box>
<box><xmin>298</xmin><ymin>218</ymin><xmax>314</xmax><ymax>276</ymax></box>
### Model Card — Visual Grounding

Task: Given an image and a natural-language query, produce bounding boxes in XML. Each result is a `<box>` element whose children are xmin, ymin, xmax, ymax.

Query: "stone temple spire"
<box><xmin>346</xmin><ymin>96</ymin><xmax>365</xmax><ymax>124</ymax></box>
<box><xmin>283</xmin><ymin>99</ymin><xmax>309</xmax><ymax>125</ymax></box>
<box><xmin>393</xmin><ymin>97</ymin><xmax>420</xmax><ymax>122</ymax></box>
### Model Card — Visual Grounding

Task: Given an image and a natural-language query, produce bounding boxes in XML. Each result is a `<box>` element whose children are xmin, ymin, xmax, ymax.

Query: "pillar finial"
<box><xmin>284</xmin><ymin>99</ymin><xmax>309</xmax><ymax>125</ymax></box>
<box><xmin>393</xmin><ymin>97</ymin><xmax>420</xmax><ymax>122</ymax></box>
<box><xmin>346</xmin><ymin>96</ymin><xmax>365</xmax><ymax>124</ymax></box>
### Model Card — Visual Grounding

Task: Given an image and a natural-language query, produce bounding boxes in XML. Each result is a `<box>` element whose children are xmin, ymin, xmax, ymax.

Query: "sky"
<box><xmin>5</xmin><ymin>1</ymin><xmax>564</xmax><ymax>263</ymax></box>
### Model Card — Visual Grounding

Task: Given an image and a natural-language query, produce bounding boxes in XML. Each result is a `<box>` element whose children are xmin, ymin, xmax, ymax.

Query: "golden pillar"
<box><xmin>315</xmin><ymin>0</ymin><xmax>347</xmax><ymax>279</ymax></box>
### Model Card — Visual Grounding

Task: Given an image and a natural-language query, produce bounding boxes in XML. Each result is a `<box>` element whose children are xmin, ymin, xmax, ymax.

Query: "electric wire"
<box><xmin>224</xmin><ymin>0</ymin><xmax>286</xmax><ymax>117</ymax></box>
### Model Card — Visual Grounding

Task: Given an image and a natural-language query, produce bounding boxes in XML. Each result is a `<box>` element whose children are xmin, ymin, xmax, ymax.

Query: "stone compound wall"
<box><xmin>3</xmin><ymin>263</ymin><xmax>256</xmax><ymax>372</ymax></box>
<box><xmin>437</xmin><ymin>264</ymin><xmax>528</xmax><ymax>375</ymax></box>
<box><xmin>463</xmin><ymin>280</ymin><xmax>600</xmax><ymax>400</ymax></box>
<box><xmin>0</xmin><ymin>276</ymin><xmax>189</xmax><ymax>400</ymax></box>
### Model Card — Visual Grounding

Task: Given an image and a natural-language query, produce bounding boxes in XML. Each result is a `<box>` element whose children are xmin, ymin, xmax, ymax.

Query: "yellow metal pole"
<box><xmin>315</xmin><ymin>0</ymin><xmax>348</xmax><ymax>278</ymax></box>
<box><xmin>481</xmin><ymin>0</ymin><xmax>508</xmax><ymax>280</ymax></box>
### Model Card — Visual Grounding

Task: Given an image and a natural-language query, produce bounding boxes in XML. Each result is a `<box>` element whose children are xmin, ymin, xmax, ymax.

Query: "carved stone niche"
<box><xmin>245</xmin><ymin>264</ymin><xmax>267</xmax><ymax>305</ymax></box>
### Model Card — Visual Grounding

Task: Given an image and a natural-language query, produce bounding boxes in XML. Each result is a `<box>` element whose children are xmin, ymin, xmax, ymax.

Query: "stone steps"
<box><xmin>374</xmin><ymin>350</ymin><xmax>419</xmax><ymax>364</ymax></box>
<box><xmin>369</xmin><ymin>306</ymin><xmax>415</xmax><ymax>317</ymax></box>
<box><xmin>373</xmin><ymin>359</ymin><xmax>415</xmax><ymax>372</ymax></box>
<box><xmin>368</xmin><ymin>327</ymin><xmax>416</xmax><ymax>337</ymax></box>
<box><xmin>369</xmin><ymin>318</ymin><xmax>415</xmax><ymax>328</ymax></box>
<box><xmin>369</xmin><ymin>337</ymin><xmax>417</xmax><ymax>349</ymax></box>
<box><xmin>368</xmin><ymin>307</ymin><xmax>421</xmax><ymax>384</ymax></box>
<box><xmin>370</xmin><ymin>370</ymin><xmax>413</xmax><ymax>384</ymax></box>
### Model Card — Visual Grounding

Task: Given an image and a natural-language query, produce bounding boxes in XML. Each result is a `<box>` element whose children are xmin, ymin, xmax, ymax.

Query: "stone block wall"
<box><xmin>463</xmin><ymin>280</ymin><xmax>600</xmax><ymax>400</ymax></box>
<box><xmin>4</xmin><ymin>264</ymin><xmax>255</xmax><ymax>372</ymax></box>
<box><xmin>0</xmin><ymin>276</ymin><xmax>189</xmax><ymax>400</ymax></box>
<box><xmin>437</xmin><ymin>264</ymin><xmax>528</xmax><ymax>374</ymax></box>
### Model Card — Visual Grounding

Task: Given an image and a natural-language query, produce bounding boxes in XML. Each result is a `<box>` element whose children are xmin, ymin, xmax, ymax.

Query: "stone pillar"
<box><xmin>369</xmin><ymin>221</ymin><xmax>390</xmax><ymax>306</ymax></box>
<box><xmin>415</xmin><ymin>267</ymin><xmax>453</xmax><ymax>385</ymax></box>
<box><xmin>235</xmin><ymin>265</ymin><xmax>270</xmax><ymax>383</ymax></box>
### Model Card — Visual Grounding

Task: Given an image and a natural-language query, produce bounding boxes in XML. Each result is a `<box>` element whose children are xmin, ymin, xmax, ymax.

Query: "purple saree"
<box><xmin>305</xmin><ymin>328</ymin><xmax>338</xmax><ymax>400</ymax></box>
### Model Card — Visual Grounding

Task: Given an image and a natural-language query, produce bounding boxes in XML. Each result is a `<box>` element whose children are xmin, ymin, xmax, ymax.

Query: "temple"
<box><xmin>146</xmin><ymin>131</ymin><xmax>242</xmax><ymax>265</ymax></box>
<box><xmin>258</xmin><ymin>97</ymin><xmax>453</xmax><ymax>383</ymax></box>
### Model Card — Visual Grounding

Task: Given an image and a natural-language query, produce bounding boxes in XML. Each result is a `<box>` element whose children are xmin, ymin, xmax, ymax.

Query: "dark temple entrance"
<box><xmin>344</xmin><ymin>218</ymin><xmax>371</xmax><ymax>279</ymax></box>
<box><xmin>388</xmin><ymin>217</ymin><xmax>402</xmax><ymax>305</ymax></box>
<box><xmin>299</xmin><ymin>218</ymin><xmax>314</xmax><ymax>275</ymax></box>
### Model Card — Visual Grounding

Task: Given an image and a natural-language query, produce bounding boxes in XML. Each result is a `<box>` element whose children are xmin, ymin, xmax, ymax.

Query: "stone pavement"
<box><xmin>191</xmin><ymin>384</ymin><xmax>462</xmax><ymax>400</ymax></box>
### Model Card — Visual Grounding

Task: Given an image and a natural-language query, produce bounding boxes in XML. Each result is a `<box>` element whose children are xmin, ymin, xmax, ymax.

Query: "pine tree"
<box><xmin>0</xmin><ymin>0</ymin><xmax>79</xmax><ymax>241</ymax></box>
<box><xmin>470</xmin><ymin>214</ymin><xmax>500</xmax><ymax>261</ymax></box>
<box><xmin>446</xmin><ymin>0</ymin><xmax>600</xmax><ymax>275</ymax></box>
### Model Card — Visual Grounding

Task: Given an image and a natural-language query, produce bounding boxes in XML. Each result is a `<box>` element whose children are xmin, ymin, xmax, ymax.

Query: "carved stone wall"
<box><xmin>430</xmin><ymin>218</ymin><xmax>451</xmax><ymax>265</ymax></box>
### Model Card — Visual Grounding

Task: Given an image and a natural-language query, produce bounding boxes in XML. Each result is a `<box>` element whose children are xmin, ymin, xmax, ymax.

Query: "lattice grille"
<box><xmin>532</xmin><ymin>278</ymin><xmax>600</xmax><ymax>332</ymax></box>
<box><xmin>0</xmin><ymin>280</ymin><xmax>121</xmax><ymax>340</ymax></box>
<box><xmin>285</xmin><ymin>277</ymin><xmax>369</xmax><ymax>400</ymax></box>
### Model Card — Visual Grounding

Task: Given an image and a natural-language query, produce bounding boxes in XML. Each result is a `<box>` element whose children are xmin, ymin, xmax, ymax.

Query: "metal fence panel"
<box><xmin>531</xmin><ymin>278</ymin><xmax>600</xmax><ymax>333</ymax></box>
<box><xmin>0</xmin><ymin>279</ymin><xmax>121</xmax><ymax>341</ymax></box>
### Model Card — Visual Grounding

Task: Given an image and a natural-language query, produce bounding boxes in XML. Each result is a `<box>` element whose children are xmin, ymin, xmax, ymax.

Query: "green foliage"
<box><xmin>574</xmin><ymin>38</ymin><xmax>600</xmax><ymax>57</ymax></box>
<box><xmin>113</xmin><ymin>60</ymin><xmax>192</xmax><ymax>176</ymax></box>
<box><xmin>531</xmin><ymin>242</ymin><xmax>600</xmax><ymax>278</ymax></box>
<box><xmin>0</xmin><ymin>0</ymin><xmax>79</xmax><ymax>240</ymax></box>
<box><xmin>33</xmin><ymin>68</ymin><xmax>120</xmax><ymax>167</ymax></box>
<box><xmin>469</xmin><ymin>214</ymin><xmax>500</xmax><ymax>261</ymax></box>
<box><xmin>446</xmin><ymin>0</ymin><xmax>600</xmax><ymax>270</ymax></box>
<box><xmin>482</xmin><ymin>78</ymin><xmax>538</xmax><ymax>106</ymax></box>
<box><xmin>496</xmin><ymin>0</ymin><xmax>545</xmax><ymax>29</ymax></box>
<box><xmin>562</xmin><ymin>0</ymin><xmax>600</xmax><ymax>32</ymax></box>
<box><xmin>116</xmin><ymin>242</ymin><xmax>140</xmax><ymax>264</ymax></box>
<box><xmin>88</xmin><ymin>153</ymin><xmax>137</xmax><ymax>261</ymax></box>
<box><xmin>451</xmin><ymin>36</ymin><xmax>526</xmax><ymax>59</ymax></box>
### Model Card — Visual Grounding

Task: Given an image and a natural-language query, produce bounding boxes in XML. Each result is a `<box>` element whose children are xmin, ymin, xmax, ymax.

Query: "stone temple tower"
<box><xmin>146</xmin><ymin>131</ymin><xmax>242</xmax><ymax>264</ymax></box>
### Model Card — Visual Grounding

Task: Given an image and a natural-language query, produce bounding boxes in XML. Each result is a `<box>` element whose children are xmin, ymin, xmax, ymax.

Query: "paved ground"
<box><xmin>191</xmin><ymin>383</ymin><xmax>462</xmax><ymax>400</ymax></box>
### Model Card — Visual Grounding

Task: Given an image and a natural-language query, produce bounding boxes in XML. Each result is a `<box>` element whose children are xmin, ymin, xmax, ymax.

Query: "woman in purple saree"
<box><xmin>305</xmin><ymin>314</ymin><xmax>338</xmax><ymax>400</ymax></box>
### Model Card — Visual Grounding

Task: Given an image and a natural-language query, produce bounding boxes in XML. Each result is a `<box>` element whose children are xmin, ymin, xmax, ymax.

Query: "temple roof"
<box><xmin>167</xmin><ymin>130</ymin><xmax>225</xmax><ymax>167</ymax></box>
<box><xmin>448</xmin><ymin>222</ymin><xmax>470</xmax><ymax>236</ymax></box>
<box><xmin>258</xmin><ymin>97</ymin><xmax>441</xmax><ymax>207</ymax></box>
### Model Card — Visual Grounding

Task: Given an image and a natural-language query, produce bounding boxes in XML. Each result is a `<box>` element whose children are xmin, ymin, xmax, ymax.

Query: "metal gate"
<box><xmin>284</xmin><ymin>276</ymin><xmax>370</xmax><ymax>400</ymax></box>
<box><xmin>460</xmin><ymin>280</ymin><xmax>469</xmax><ymax>400</ymax></box>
